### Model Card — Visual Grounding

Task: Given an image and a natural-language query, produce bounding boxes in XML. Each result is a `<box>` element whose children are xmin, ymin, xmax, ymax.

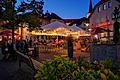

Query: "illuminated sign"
<box><xmin>96</xmin><ymin>22</ymin><xmax>112</xmax><ymax>27</ymax></box>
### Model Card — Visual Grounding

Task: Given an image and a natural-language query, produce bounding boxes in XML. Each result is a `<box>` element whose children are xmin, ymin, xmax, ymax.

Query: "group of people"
<box><xmin>1</xmin><ymin>39</ymin><xmax>15</xmax><ymax>61</ymax></box>
<box><xmin>73</xmin><ymin>38</ymin><xmax>91</xmax><ymax>52</ymax></box>
<box><xmin>1</xmin><ymin>39</ymin><xmax>30</xmax><ymax>61</ymax></box>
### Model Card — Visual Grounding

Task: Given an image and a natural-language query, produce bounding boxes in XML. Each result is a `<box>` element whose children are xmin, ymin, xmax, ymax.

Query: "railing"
<box><xmin>15</xmin><ymin>50</ymin><xmax>42</xmax><ymax>74</ymax></box>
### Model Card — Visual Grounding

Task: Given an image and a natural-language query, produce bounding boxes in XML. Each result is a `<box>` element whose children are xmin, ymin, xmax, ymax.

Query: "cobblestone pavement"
<box><xmin>35</xmin><ymin>49</ymin><xmax>90</xmax><ymax>63</ymax></box>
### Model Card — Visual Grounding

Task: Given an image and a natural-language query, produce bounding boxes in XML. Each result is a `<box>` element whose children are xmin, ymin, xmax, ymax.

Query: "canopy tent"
<box><xmin>41</xmin><ymin>21</ymin><xmax>70</xmax><ymax>31</ymax></box>
<box><xmin>68</xmin><ymin>25</ymin><xmax>90</xmax><ymax>37</ymax></box>
<box><xmin>32</xmin><ymin>21</ymin><xmax>91</xmax><ymax>37</ymax></box>
<box><xmin>69</xmin><ymin>25</ymin><xmax>85</xmax><ymax>32</ymax></box>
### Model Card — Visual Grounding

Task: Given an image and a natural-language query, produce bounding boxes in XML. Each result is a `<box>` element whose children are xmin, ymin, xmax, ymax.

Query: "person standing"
<box><xmin>67</xmin><ymin>35</ymin><xmax>73</xmax><ymax>59</ymax></box>
<box><xmin>1</xmin><ymin>41</ymin><xmax>9</xmax><ymax>61</ymax></box>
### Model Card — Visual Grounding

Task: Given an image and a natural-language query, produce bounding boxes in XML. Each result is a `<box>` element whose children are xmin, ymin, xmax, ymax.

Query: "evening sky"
<box><xmin>17</xmin><ymin>0</ymin><xmax>100</xmax><ymax>19</ymax></box>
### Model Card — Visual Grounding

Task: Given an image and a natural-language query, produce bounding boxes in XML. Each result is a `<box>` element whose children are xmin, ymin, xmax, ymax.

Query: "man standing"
<box><xmin>67</xmin><ymin>35</ymin><xmax>73</xmax><ymax>59</ymax></box>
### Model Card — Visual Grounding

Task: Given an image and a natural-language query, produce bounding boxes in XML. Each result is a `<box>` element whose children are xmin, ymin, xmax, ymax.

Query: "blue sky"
<box><xmin>17</xmin><ymin>0</ymin><xmax>100</xmax><ymax>19</ymax></box>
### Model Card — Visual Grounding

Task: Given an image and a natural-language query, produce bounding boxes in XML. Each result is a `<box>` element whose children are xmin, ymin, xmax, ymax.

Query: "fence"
<box><xmin>15</xmin><ymin>50</ymin><xmax>42</xmax><ymax>74</ymax></box>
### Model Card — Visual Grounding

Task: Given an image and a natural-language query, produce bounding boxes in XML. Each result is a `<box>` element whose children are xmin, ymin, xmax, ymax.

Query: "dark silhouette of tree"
<box><xmin>0</xmin><ymin>0</ymin><xmax>44</xmax><ymax>42</ymax></box>
<box><xmin>113</xmin><ymin>7</ymin><xmax>120</xmax><ymax>21</ymax></box>
<box><xmin>17</xmin><ymin>0</ymin><xmax>44</xmax><ymax>31</ymax></box>
<box><xmin>113</xmin><ymin>6</ymin><xmax>120</xmax><ymax>44</ymax></box>
<box><xmin>0</xmin><ymin>0</ymin><xmax>18</xmax><ymax>43</ymax></box>
<box><xmin>113</xmin><ymin>22</ymin><xmax>120</xmax><ymax>44</ymax></box>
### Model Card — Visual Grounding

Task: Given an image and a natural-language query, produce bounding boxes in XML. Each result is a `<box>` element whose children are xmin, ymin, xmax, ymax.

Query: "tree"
<box><xmin>113</xmin><ymin>6</ymin><xmax>120</xmax><ymax>44</ymax></box>
<box><xmin>113</xmin><ymin>22</ymin><xmax>120</xmax><ymax>44</ymax></box>
<box><xmin>17</xmin><ymin>0</ymin><xmax>44</xmax><ymax>32</ymax></box>
<box><xmin>0</xmin><ymin>0</ymin><xmax>18</xmax><ymax>43</ymax></box>
<box><xmin>0</xmin><ymin>0</ymin><xmax>44</xmax><ymax>42</ymax></box>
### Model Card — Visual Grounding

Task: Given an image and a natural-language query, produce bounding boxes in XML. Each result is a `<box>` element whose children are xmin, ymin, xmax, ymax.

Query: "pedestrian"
<box><xmin>1</xmin><ymin>41</ymin><xmax>9</xmax><ymax>61</ymax></box>
<box><xmin>33</xmin><ymin>43</ymin><xmax>39</xmax><ymax>58</ymax></box>
<box><xmin>67</xmin><ymin>35</ymin><xmax>73</xmax><ymax>60</ymax></box>
<box><xmin>8</xmin><ymin>41</ymin><xmax>14</xmax><ymax>61</ymax></box>
<box><xmin>23</xmin><ymin>40</ymin><xmax>29</xmax><ymax>54</ymax></box>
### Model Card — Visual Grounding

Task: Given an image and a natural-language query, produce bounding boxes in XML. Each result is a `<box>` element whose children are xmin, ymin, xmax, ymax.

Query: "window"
<box><xmin>108</xmin><ymin>2</ymin><xmax>112</xmax><ymax>8</ymax></box>
<box><xmin>103</xmin><ymin>4</ymin><xmax>107</xmax><ymax>10</ymax></box>
<box><xmin>98</xmin><ymin>7</ymin><xmax>101</xmax><ymax>12</ymax></box>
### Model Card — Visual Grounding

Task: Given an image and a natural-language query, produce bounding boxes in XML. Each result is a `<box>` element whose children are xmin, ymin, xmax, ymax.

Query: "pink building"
<box><xmin>88</xmin><ymin>0</ymin><xmax>120</xmax><ymax>41</ymax></box>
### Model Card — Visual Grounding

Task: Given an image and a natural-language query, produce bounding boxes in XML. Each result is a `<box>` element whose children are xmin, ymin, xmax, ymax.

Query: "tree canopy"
<box><xmin>0</xmin><ymin>0</ymin><xmax>44</xmax><ymax>30</ymax></box>
<box><xmin>17</xmin><ymin>0</ymin><xmax>44</xmax><ymax>31</ymax></box>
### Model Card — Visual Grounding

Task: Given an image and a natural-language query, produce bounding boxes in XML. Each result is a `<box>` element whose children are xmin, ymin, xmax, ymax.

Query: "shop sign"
<box><xmin>96</xmin><ymin>22</ymin><xmax>112</xmax><ymax>27</ymax></box>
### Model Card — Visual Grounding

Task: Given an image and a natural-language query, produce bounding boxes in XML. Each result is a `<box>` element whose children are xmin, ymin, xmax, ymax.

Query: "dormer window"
<box><xmin>108</xmin><ymin>2</ymin><xmax>112</xmax><ymax>8</ymax></box>
<box><xmin>103</xmin><ymin>4</ymin><xmax>107</xmax><ymax>10</ymax></box>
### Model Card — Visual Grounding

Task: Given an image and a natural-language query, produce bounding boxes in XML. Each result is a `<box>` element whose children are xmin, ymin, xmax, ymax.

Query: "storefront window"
<box><xmin>108</xmin><ymin>2</ymin><xmax>112</xmax><ymax>8</ymax></box>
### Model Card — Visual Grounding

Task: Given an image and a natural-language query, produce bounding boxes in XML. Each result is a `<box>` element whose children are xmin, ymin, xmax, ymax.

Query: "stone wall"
<box><xmin>90</xmin><ymin>44</ymin><xmax>120</xmax><ymax>64</ymax></box>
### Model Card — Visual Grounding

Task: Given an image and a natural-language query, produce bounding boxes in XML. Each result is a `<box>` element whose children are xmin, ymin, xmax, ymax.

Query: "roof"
<box><xmin>64</xmin><ymin>17</ymin><xmax>88</xmax><ymax>26</ymax></box>
<box><xmin>50</xmin><ymin>13</ymin><xmax>63</xmax><ymax>20</ymax></box>
<box><xmin>43</xmin><ymin>12</ymin><xmax>63</xmax><ymax>20</ymax></box>
<box><xmin>89</xmin><ymin>0</ymin><xmax>120</xmax><ymax>18</ymax></box>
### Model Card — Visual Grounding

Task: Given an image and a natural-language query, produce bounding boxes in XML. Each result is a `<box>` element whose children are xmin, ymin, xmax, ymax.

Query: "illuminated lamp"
<box><xmin>85</xmin><ymin>23</ymin><xmax>89</xmax><ymax>27</ymax></box>
<box><xmin>94</xmin><ymin>35</ymin><xmax>98</xmax><ymax>39</ymax></box>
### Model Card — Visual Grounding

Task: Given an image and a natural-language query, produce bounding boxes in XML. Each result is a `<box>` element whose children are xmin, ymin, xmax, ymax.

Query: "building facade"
<box><xmin>89</xmin><ymin>0</ymin><xmax>120</xmax><ymax>41</ymax></box>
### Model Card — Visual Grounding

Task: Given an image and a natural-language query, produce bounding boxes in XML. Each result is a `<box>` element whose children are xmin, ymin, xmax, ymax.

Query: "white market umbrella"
<box><xmin>41</xmin><ymin>21</ymin><xmax>69</xmax><ymax>31</ymax></box>
<box><xmin>69</xmin><ymin>25</ymin><xmax>85</xmax><ymax>32</ymax></box>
